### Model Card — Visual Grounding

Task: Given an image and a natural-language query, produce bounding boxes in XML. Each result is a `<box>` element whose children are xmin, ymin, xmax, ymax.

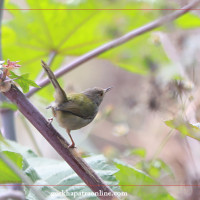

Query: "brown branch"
<box><xmin>26</xmin><ymin>0</ymin><xmax>200</xmax><ymax>98</ymax></box>
<box><xmin>2</xmin><ymin>84</ymin><xmax>118</xmax><ymax>200</ymax></box>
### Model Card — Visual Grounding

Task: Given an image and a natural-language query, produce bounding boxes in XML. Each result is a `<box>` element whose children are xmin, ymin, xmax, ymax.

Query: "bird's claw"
<box><xmin>68</xmin><ymin>144</ymin><xmax>76</xmax><ymax>148</ymax></box>
<box><xmin>48</xmin><ymin>117</ymin><xmax>53</xmax><ymax>125</ymax></box>
<box><xmin>46</xmin><ymin>105</ymin><xmax>52</xmax><ymax>109</ymax></box>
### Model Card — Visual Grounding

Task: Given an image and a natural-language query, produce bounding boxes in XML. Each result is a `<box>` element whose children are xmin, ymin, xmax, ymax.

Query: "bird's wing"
<box><xmin>55</xmin><ymin>94</ymin><xmax>97</xmax><ymax>119</ymax></box>
<box><xmin>41</xmin><ymin>60</ymin><xmax>67</xmax><ymax>103</ymax></box>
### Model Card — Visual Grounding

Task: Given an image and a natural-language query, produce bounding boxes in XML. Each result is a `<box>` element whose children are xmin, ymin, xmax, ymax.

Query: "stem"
<box><xmin>3</xmin><ymin>84</ymin><xmax>118</xmax><ymax>200</ymax></box>
<box><xmin>0</xmin><ymin>96</ymin><xmax>16</xmax><ymax>140</ymax></box>
<box><xmin>26</xmin><ymin>0</ymin><xmax>200</xmax><ymax>97</ymax></box>
<box><xmin>20</xmin><ymin>115</ymin><xmax>42</xmax><ymax>156</ymax></box>
<box><xmin>152</xmin><ymin>130</ymin><xmax>174</xmax><ymax>161</ymax></box>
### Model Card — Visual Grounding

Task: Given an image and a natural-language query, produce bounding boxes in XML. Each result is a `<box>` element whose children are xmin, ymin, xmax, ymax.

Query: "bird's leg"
<box><xmin>66</xmin><ymin>129</ymin><xmax>75</xmax><ymax>148</ymax></box>
<box><xmin>46</xmin><ymin>105</ymin><xmax>52</xmax><ymax>109</ymax></box>
<box><xmin>46</xmin><ymin>105</ymin><xmax>55</xmax><ymax>124</ymax></box>
<box><xmin>47</xmin><ymin>117</ymin><xmax>54</xmax><ymax>124</ymax></box>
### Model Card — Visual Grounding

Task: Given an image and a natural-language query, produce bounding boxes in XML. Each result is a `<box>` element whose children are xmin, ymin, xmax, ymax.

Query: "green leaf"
<box><xmin>0</xmin><ymin>151</ymin><xmax>23</xmax><ymax>183</ymax></box>
<box><xmin>165</xmin><ymin>118</ymin><xmax>200</xmax><ymax>140</ymax></box>
<box><xmin>114</xmin><ymin>160</ymin><xmax>175</xmax><ymax>200</ymax></box>
<box><xmin>1</xmin><ymin>139</ymin><xmax>120</xmax><ymax>199</ymax></box>
<box><xmin>28</xmin><ymin>155</ymin><xmax>120</xmax><ymax>199</ymax></box>
<box><xmin>0</xmin><ymin>140</ymin><xmax>65</xmax><ymax>199</ymax></box>
<box><xmin>0</xmin><ymin>102</ymin><xmax>18</xmax><ymax>111</ymax></box>
<box><xmin>0</xmin><ymin>139</ymin><xmax>38</xmax><ymax>159</ymax></box>
<box><xmin>135</xmin><ymin>159</ymin><xmax>174</xmax><ymax>179</ymax></box>
<box><xmin>9</xmin><ymin>71</ymin><xmax>40</xmax><ymax>93</ymax></box>
<box><xmin>176</xmin><ymin>13</ymin><xmax>200</xmax><ymax>29</ymax></box>
<box><xmin>117</xmin><ymin>62</ymin><xmax>148</xmax><ymax>75</ymax></box>
<box><xmin>3</xmin><ymin>0</ymin><xmax>168</xmax><ymax>92</ymax></box>
<box><xmin>129</xmin><ymin>147</ymin><xmax>146</xmax><ymax>158</ymax></box>
<box><xmin>3</xmin><ymin>0</ymin><xmax>104</xmax><ymax>80</ymax></box>
<box><xmin>150</xmin><ymin>160</ymin><xmax>174</xmax><ymax>179</ymax></box>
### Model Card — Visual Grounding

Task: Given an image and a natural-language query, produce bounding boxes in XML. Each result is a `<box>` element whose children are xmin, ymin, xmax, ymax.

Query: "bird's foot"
<box><xmin>48</xmin><ymin>117</ymin><xmax>54</xmax><ymax>125</ymax></box>
<box><xmin>46</xmin><ymin>105</ymin><xmax>52</xmax><ymax>109</ymax></box>
<box><xmin>68</xmin><ymin>143</ymin><xmax>76</xmax><ymax>148</ymax></box>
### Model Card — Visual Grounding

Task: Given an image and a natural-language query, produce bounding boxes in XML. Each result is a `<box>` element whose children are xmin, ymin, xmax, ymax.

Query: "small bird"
<box><xmin>41</xmin><ymin>60</ymin><xmax>112</xmax><ymax>148</ymax></box>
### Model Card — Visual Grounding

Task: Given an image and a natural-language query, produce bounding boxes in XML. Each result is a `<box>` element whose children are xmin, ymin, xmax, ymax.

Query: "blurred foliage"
<box><xmin>0</xmin><ymin>151</ymin><xmax>22</xmax><ymax>183</ymax></box>
<box><xmin>127</xmin><ymin>147</ymin><xmax>147</xmax><ymax>158</ymax></box>
<box><xmin>176</xmin><ymin>13</ymin><xmax>200</xmax><ymax>29</ymax></box>
<box><xmin>2</xmin><ymin>0</ymin><xmax>200</xmax><ymax>199</ymax></box>
<box><xmin>2</xmin><ymin>0</ymin><xmax>174</xmax><ymax>101</ymax></box>
<box><xmin>0</xmin><ymin>139</ymin><xmax>120</xmax><ymax>200</ymax></box>
<box><xmin>115</xmin><ymin>160</ymin><xmax>175</xmax><ymax>200</ymax></box>
<box><xmin>165</xmin><ymin>118</ymin><xmax>200</xmax><ymax>141</ymax></box>
<box><xmin>0</xmin><ymin>101</ymin><xmax>18</xmax><ymax>111</ymax></box>
<box><xmin>135</xmin><ymin>159</ymin><xmax>174</xmax><ymax>180</ymax></box>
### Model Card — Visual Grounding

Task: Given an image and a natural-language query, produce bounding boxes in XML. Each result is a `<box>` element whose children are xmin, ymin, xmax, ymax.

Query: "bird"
<box><xmin>41</xmin><ymin>60</ymin><xmax>112</xmax><ymax>148</ymax></box>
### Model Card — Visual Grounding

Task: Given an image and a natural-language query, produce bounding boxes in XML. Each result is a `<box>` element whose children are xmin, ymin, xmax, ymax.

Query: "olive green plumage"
<box><xmin>41</xmin><ymin>60</ymin><xmax>111</xmax><ymax>148</ymax></box>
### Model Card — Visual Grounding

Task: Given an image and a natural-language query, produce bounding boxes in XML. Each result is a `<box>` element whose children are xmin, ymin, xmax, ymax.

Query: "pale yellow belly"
<box><xmin>54</xmin><ymin>110</ymin><xmax>94</xmax><ymax>130</ymax></box>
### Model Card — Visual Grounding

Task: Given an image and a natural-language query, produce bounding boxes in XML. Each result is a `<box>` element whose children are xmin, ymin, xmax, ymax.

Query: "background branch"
<box><xmin>3</xmin><ymin>84</ymin><xmax>118</xmax><ymax>200</ymax></box>
<box><xmin>26</xmin><ymin>0</ymin><xmax>200</xmax><ymax>97</ymax></box>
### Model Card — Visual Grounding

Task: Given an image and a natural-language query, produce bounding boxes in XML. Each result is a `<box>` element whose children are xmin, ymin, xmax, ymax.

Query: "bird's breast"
<box><xmin>53</xmin><ymin>109</ymin><xmax>95</xmax><ymax>130</ymax></box>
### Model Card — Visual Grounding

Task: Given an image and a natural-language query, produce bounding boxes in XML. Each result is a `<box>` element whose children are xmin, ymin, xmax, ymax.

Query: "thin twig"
<box><xmin>152</xmin><ymin>130</ymin><xmax>174</xmax><ymax>161</ymax></box>
<box><xmin>3</xmin><ymin>84</ymin><xmax>119</xmax><ymax>200</ymax></box>
<box><xmin>26</xmin><ymin>0</ymin><xmax>200</xmax><ymax>98</ymax></box>
<box><xmin>20</xmin><ymin>115</ymin><xmax>42</xmax><ymax>156</ymax></box>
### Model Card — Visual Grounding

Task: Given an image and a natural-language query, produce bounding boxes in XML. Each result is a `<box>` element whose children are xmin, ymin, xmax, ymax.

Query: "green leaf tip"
<box><xmin>9</xmin><ymin>71</ymin><xmax>40</xmax><ymax>93</ymax></box>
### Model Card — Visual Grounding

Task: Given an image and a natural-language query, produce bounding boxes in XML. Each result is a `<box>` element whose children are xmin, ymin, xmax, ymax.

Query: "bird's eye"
<box><xmin>99</xmin><ymin>91</ymin><xmax>103</xmax><ymax>96</ymax></box>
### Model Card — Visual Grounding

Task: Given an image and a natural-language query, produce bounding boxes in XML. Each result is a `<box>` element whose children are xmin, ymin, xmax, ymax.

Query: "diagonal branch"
<box><xmin>3</xmin><ymin>84</ymin><xmax>118</xmax><ymax>200</ymax></box>
<box><xmin>26</xmin><ymin>0</ymin><xmax>200</xmax><ymax>97</ymax></box>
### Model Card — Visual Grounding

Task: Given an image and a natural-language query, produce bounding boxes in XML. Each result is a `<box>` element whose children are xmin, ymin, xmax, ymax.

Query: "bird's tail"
<box><xmin>41</xmin><ymin>60</ymin><xmax>67</xmax><ymax>103</ymax></box>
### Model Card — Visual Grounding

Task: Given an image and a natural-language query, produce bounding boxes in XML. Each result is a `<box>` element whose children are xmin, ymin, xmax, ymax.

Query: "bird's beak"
<box><xmin>104</xmin><ymin>87</ymin><xmax>113</xmax><ymax>93</ymax></box>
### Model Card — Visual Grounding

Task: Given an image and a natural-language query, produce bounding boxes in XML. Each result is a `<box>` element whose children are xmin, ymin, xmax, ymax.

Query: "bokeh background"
<box><xmin>2</xmin><ymin>0</ymin><xmax>200</xmax><ymax>199</ymax></box>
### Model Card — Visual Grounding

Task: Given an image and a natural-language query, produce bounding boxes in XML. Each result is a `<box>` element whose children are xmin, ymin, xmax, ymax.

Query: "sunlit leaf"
<box><xmin>3</xmin><ymin>0</ymin><xmax>168</xmax><ymax>91</ymax></box>
<box><xmin>135</xmin><ymin>159</ymin><xmax>174</xmax><ymax>180</ymax></box>
<box><xmin>176</xmin><ymin>13</ymin><xmax>200</xmax><ymax>29</ymax></box>
<box><xmin>165</xmin><ymin>118</ymin><xmax>200</xmax><ymax>140</ymax></box>
<box><xmin>9</xmin><ymin>71</ymin><xmax>40</xmax><ymax>93</ymax></box>
<box><xmin>1</xmin><ymin>139</ymin><xmax>120</xmax><ymax>199</ymax></box>
<box><xmin>0</xmin><ymin>151</ymin><xmax>22</xmax><ymax>183</ymax></box>
<box><xmin>129</xmin><ymin>148</ymin><xmax>146</xmax><ymax>158</ymax></box>
<box><xmin>114</xmin><ymin>160</ymin><xmax>175</xmax><ymax>200</ymax></box>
